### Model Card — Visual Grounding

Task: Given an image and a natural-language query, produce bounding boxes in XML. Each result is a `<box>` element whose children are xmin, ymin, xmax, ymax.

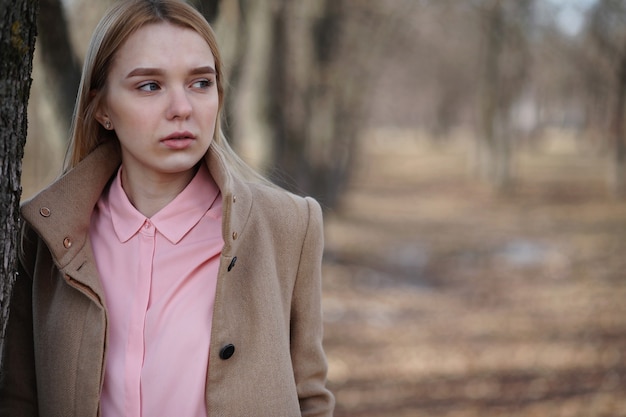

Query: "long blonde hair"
<box><xmin>65</xmin><ymin>0</ymin><xmax>265</xmax><ymax>184</ymax></box>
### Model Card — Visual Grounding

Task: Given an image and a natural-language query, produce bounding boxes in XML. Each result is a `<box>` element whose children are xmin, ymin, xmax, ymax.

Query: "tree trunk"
<box><xmin>476</xmin><ymin>0</ymin><xmax>531</xmax><ymax>193</ymax></box>
<box><xmin>477</xmin><ymin>0</ymin><xmax>510</xmax><ymax>189</ymax></box>
<box><xmin>220</xmin><ymin>0</ymin><xmax>274</xmax><ymax>170</ymax></box>
<box><xmin>587</xmin><ymin>0</ymin><xmax>626</xmax><ymax>198</ymax></box>
<box><xmin>215</xmin><ymin>0</ymin><xmax>410</xmax><ymax>208</ymax></box>
<box><xmin>0</xmin><ymin>0</ymin><xmax>38</xmax><ymax>347</ymax></box>
<box><xmin>268</xmin><ymin>0</ymin><xmax>409</xmax><ymax>207</ymax></box>
<box><xmin>37</xmin><ymin>0</ymin><xmax>79</xmax><ymax>139</ymax></box>
<box><xmin>610</xmin><ymin>52</ymin><xmax>626</xmax><ymax>197</ymax></box>
<box><xmin>193</xmin><ymin>0</ymin><xmax>221</xmax><ymax>23</ymax></box>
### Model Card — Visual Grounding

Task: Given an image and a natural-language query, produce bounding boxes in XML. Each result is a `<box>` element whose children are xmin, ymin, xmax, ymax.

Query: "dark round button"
<box><xmin>219</xmin><ymin>344</ymin><xmax>235</xmax><ymax>360</ymax></box>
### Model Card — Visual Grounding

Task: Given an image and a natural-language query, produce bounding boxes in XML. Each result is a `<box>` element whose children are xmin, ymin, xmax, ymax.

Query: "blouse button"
<box><xmin>39</xmin><ymin>207</ymin><xmax>51</xmax><ymax>217</ymax></box>
<box><xmin>63</xmin><ymin>237</ymin><xmax>72</xmax><ymax>249</ymax></box>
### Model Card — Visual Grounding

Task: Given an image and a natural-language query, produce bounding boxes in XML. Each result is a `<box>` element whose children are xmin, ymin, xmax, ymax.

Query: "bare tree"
<box><xmin>205</xmin><ymin>0</ymin><xmax>256</xmax><ymax>146</ymax></box>
<box><xmin>268</xmin><ymin>1</ymin><xmax>348</xmax><ymax>201</ymax></box>
<box><xmin>588</xmin><ymin>0</ymin><xmax>626</xmax><ymax>197</ymax></box>
<box><xmin>209</xmin><ymin>0</ymin><xmax>411</xmax><ymax>207</ymax></box>
<box><xmin>191</xmin><ymin>0</ymin><xmax>220</xmax><ymax>22</ymax></box>
<box><xmin>0</xmin><ymin>0</ymin><xmax>38</xmax><ymax>345</ymax></box>
<box><xmin>475</xmin><ymin>0</ymin><xmax>533</xmax><ymax>191</ymax></box>
<box><xmin>266</xmin><ymin>1</ymin><xmax>413</xmax><ymax>206</ymax></box>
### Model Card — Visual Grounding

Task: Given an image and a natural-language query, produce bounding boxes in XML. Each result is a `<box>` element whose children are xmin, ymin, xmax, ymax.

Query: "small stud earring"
<box><xmin>104</xmin><ymin>120</ymin><xmax>112</xmax><ymax>130</ymax></box>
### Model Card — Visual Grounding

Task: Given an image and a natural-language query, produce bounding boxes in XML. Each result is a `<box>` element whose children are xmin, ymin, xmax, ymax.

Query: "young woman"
<box><xmin>0</xmin><ymin>1</ymin><xmax>334</xmax><ymax>416</ymax></box>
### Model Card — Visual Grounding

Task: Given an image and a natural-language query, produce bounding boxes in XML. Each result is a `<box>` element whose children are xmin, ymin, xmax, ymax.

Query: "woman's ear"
<box><xmin>95</xmin><ymin>111</ymin><xmax>113</xmax><ymax>130</ymax></box>
<box><xmin>95</xmin><ymin>111</ymin><xmax>108</xmax><ymax>127</ymax></box>
<box><xmin>93</xmin><ymin>92</ymin><xmax>113</xmax><ymax>130</ymax></box>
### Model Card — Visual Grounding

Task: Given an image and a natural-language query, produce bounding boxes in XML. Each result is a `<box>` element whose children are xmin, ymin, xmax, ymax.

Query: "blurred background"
<box><xmin>23</xmin><ymin>0</ymin><xmax>626</xmax><ymax>415</ymax></box>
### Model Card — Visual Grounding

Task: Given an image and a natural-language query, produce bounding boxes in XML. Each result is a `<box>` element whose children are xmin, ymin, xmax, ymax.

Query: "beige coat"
<box><xmin>0</xmin><ymin>141</ymin><xmax>334</xmax><ymax>416</ymax></box>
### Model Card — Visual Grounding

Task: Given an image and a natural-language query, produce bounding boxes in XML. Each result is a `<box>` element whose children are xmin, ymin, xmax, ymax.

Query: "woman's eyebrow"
<box><xmin>126</xmin><ymin>67</ymin><xmax>164</xmax><ymax>78</ymax></box>
<box><xmin>126</xmin><ymin>66</ymin><xmax>216</xmax><ymax>78</ymax></box>
<box><xmin>189</xmin><ymin>66</ymin><xmax>216</xmax><ymax>75</ymax></box>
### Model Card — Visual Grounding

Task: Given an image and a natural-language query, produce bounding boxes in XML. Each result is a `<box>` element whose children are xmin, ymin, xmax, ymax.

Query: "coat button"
<box><xmin>227</xmin><ymin>257</ymin><xmax>237</xmax><ymax>272</ymax></box>
<box><xmin>39</xmin><ymin>207</ymin><xmax>51</xmax><ymax>217</ymax></box>
<box><xmin>232</xmin><ymin>231</ymin><xmax>238</xmax><ymax>240</ymax></box>
<box><xmin>232</xmin><ymin>195</ymin><xmax>237</xmax><ymax>203</ymax></box>
<box><xmin>63</xmin><ymin>237</ymin><xmax>72</xmax><ymax>249</ymax></box>
<box><xmin>219</xmin><ymin>344</ymin><xmax>235</xmax><ymax>360</ymax></box>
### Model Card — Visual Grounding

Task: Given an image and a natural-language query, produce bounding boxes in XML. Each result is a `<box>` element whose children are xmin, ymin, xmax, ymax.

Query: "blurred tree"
<box><xmin>0</xmin><ymin>0</ymin><xmax>37</xmax><ymax>346</ymax></box>
<box><xmin>38</xmin><ymin>0</ymin><xmax>80</xmax><ymax>138</ymax></box>
<box><xmin>273</xmin><ymin>1</ymin><xmax>416</xmax><ymax>206</ymax></box>
<box><xmin>192</xmin><ymin>0</ymin><xmax>220</xmax><ymax>22</ymax></box>
<box><xmin>213</xmin><ymin>0</ymin><xmax>412</xmax><ymax>207</ymax></box>
<box><xmin>588</xmin><ymin>0</ymin><xmax>626</xmax><ymax>197</ymax></box>
<box><xmin>422</xmin><ymin>2</ymin><xmax>482</xmax><ymax>139</ymax></box>
<box><xmin>475</xmin><ymin>0</ymin><xmax>533</xmax><ymax>191</ymax></box>
<box><xmin>213</xmin><ymin>0</ymin><xmax>273</xmax><ymax>165</ymax></box>
<box><xmin>269</xmin><ymin>0</ymin><xmax>350</xmax><ymax>204</ymax></box>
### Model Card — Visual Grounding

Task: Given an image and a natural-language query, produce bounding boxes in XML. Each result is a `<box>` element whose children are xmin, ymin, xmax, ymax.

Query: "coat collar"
<box><xmin>21</xmin><ymin>140</ymin><xmax>252</xmax><ymax>295</ymax></box>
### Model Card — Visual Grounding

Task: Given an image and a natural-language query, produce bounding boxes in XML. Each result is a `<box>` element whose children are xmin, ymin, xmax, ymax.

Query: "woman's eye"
<box><xmin>138</xmin><ymin>82</ymin><xmax>160</xmax><ymax>92</ymax></box>
<box><xmin>192</xmin><ymin>79</ymin><xmax>213</xmax><ymax>89</ymax></box>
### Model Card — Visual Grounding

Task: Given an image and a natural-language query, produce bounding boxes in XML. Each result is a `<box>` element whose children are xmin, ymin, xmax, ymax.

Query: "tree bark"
<box><xmin>0</xmin><ymin>0</ymin><xmax>38</xmax><ymax>347</ymax></box>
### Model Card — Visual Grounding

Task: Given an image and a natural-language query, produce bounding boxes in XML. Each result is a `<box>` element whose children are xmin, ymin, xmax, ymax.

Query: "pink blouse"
<box><xmin>89</xmin><ymin>163</ymin><xmax>223</xmax><ymax>417</ymax></box>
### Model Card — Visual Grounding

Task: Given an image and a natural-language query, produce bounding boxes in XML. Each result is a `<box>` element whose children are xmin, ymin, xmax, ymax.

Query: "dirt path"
<box><xmin>322</xmin><ymin>131</ymin><xmax>626</xmax><ymax>417</ymax></box>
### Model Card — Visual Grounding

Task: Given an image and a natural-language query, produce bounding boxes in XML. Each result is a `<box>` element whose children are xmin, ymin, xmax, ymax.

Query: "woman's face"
<box><xmin>96</xmin><ymin>22</ymin><xmax>219</xmax><ymax>180</ymax></box>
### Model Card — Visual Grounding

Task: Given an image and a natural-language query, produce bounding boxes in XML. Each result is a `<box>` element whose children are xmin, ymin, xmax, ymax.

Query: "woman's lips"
<box><xmin>161</xmin><ymin>132</ymin><xmax>195</xmax><ymax>149</ymax></box>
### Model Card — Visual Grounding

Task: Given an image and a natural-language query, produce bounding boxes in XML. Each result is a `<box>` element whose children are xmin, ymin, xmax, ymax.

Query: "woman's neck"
<box><xmin>120</xmin><ymin>165</ymin><xmax>198</xmax><ymax>218</ymax></box>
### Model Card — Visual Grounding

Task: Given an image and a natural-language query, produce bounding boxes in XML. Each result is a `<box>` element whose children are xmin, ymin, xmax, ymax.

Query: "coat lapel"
<box><xmin>21</xmin><ymin>141</ymin><xmax>122</xmax><ymax>301</ymax></box>
<box><xmin>205</xmin><ymin>145</ymin><xmax>252</xmax><ymax>258</ymax></box>
<box><xmin>20</xmin><ymin>140</ymin><xmax>253</xmax><ymax>303</ymax></box>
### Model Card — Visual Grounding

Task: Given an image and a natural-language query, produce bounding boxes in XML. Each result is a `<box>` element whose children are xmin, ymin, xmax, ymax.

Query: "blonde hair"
<box><xmin>65</xmin><ymin>0</ymin><xmax>266</xmax><ymax>184</ymax></box>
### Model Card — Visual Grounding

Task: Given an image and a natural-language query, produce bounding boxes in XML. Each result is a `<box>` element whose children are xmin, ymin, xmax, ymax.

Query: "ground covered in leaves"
<box><xmin>322</xmin><ymin>130</ymin><xmax>626</xmax><ymax>417</ymax></box>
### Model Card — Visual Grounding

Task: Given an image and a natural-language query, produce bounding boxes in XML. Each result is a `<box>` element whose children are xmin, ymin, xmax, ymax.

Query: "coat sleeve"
<box><xmin>290</xmin><ymin>197</ymin><xmax>335</xmax><ymax>416</ymax></box>
<box><xmin>0</xmin><ymin>223</ymin><xmax>39</xmax><ymax>417</ymax></box>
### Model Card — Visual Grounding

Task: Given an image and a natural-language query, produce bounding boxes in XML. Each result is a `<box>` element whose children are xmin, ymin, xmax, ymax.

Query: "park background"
<box><xmin>21</xmin><ymin>0</ymin><xmax>626</xmax><ymax>415</ymax></box>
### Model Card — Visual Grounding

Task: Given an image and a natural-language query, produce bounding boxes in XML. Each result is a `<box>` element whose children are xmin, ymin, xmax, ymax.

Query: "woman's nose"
<box><xmin>166</xmin><ymin>87</ymin><xmax>192</xmax><ymax>120</ymax></box>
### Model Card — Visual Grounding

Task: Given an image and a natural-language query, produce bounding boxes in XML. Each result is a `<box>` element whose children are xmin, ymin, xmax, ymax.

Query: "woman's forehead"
<box><xmin>111</xmin><ymin>23</ymin><xmax>216</xmax><ymax>75</ymax></box>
